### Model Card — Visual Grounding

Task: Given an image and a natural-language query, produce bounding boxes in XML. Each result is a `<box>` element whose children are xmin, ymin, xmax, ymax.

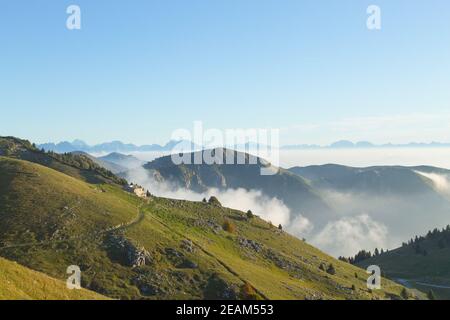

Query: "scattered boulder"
<box><xmin>178</xmin><ymin>259</ymin><xmax>198</xmax><ymax>269</ymax></box>
<box><xmin>132</xmin><ymin>273</ymin><xmax>164</xmax><ymax>296</ymax></box>
<box><xmin>181</xmin><ymin>239</ymin><xmax>195</xmax><ymax>253</ymax></box>
<box><xmin>165</xmin><ymin>247</ymin><xmax>184</xmax><ymax>258</ymax></box>
<box><xmin>164</xmin><ymin>247</ymin><xmax>185</xmax><ymax>266</ymax></box>
<box><xmin>265</xmin><ymin>249</ymin><xmax>302</xmax><ymax>275</ymax></box>
<box><xmin>193</xmin><ymin>219</ymin><xmax>222</xmax><ymax>234</ymax></box>
<box><xmin>238</xmin><ymin>237</ymin><xmax>264</xmax><ymax>253</ymax></box>
<box><xmin>138</xmin><ymin>284</ymin><xmax>159</xmax><ymax>296</ymax></box>
<box><xmin>204</xmin><ymin>274</ymin><xmax>238</xmax><ymax>300</ymax></box>
<box><xmin>106</xmin><ymin>234</ymin><xmax>151</xmax><ymax>268</ymax></box>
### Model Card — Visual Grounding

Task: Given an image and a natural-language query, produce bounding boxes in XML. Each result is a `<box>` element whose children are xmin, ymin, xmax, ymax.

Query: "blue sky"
<box><xmin>1</xmin><ymin>0</ymin><xmax>450</xmax><ymax>145</ymax></box>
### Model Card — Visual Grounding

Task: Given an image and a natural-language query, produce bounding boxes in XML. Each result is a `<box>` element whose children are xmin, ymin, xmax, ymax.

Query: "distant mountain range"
<box><xmin>283</xmin><ymin>140</ymin><xmax>450</xmax><ymax>149</ymax></box>
<box><xmin>38</xmin><ymin>139</ymin><xmax>450</xmax><ymax>154</ymax></box>
<box><xmin>38</xmin><ymin>139</ymin><xmax>200</xmax><ymax>154</ymax></box>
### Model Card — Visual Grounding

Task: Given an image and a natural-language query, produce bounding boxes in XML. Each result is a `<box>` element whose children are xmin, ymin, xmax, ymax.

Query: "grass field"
<box><xmin>0</xmin><ymin>257</ymin><xmax>108</xmax><ymax>300</ymax></box>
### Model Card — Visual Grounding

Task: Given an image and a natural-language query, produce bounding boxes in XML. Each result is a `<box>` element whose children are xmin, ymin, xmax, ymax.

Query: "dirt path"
<box><xmin>0</xmin><ymin>203</ymin><xmax>144</xmax><ymax>251</ymax></box>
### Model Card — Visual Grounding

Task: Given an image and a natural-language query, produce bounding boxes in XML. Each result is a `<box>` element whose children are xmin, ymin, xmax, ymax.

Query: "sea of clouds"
<box><xmin>120</xmin><ymin>148</ymin><xmax>450</xmax><ymax>258</ymax></box>
<box><xmin>125</xmin><ymin>167</ymin><xmax>390</xmax><ymax>257</ymax></box>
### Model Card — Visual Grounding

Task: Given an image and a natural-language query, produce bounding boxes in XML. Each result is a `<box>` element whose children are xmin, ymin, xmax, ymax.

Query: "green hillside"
<box><xmin>356</xmin><ymin>226</ymin><xmax>450</xmax><ymax>299</ymax></box>
<box><xmin>0</xmin><ymin>136</ymin><xmax>126</xmax><ymax>185</ymax></box>
<box><xmin>0</xmin><ymin>154</ymin><xmax>411</xmax><ymax>300</ymax></box>
<box><xmin>0</xmin><ymin>257</ymin><xmax>108</xmax><ymax>300</ymax></box>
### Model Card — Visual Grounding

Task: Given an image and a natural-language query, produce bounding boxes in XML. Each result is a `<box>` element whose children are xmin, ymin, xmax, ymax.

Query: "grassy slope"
<box><xmin>0</xmin><ymin>157</ymin><xmax>409</xmax><ymax>300</ymax></box>
<box><xmin>0</xmin><ymin>136</ymin><xmax>125</xmax><ymax>185</ymax></box>
<box><xmin>358</xmin><ymin>238</ymin><xmax>450</xmax><ymax>299</ymax></box>
<box><xmin>134</xmin><ymin>198</ymin><xmax>405</xmax><ymax>300</ymax></box>
<box><xmin>0</xmin><ymin>257</ymin><xmax>107</xmax><ymax>300</ymax></box>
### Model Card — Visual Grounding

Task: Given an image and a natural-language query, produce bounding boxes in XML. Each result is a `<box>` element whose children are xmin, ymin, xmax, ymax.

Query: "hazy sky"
<box><xmin>1</xmin><ymin>1</ymin><xmax>450</xmax><ymax>145</ymax></box>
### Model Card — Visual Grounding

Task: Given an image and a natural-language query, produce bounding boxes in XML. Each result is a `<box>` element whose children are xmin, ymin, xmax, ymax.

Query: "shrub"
<box><xmin>427</xmin><ymin>290</ymin><xmax>436</xmax><ymax>300</ymax></box>
<box><xmin>246</xmin><ymin>210</ymin><xmax>254</xmax><ymax>219</ymax></box>
<box><xmin>326</xmin><ymin>264</ymin><xmax>336</xmax><ymax>275</ymax></box>
<box><xmin>208</xmin><ymin>196</ymin><xmax>222</xmax><ymax>207</ymax></box>
<box><xmin>401</xmin><ymin>288</ymin><xmax>410</xmax><ymax>300</ymax></box>
<box><xmin>223</xmin><ymin>219</ymin><xmax>236</xmax><ymax>234</ymax></box>
<box><xmin>240</xmin><ymin>282</ymin><xmax>258</xmax><ymax>300</ymax></box>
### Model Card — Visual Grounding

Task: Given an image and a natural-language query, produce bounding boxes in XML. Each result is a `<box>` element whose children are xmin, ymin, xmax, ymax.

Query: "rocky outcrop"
<box><xmin>204</xmin><ymin>274</ymin><xmax>238</xmax><ymax>300</ymax></box>
<box><xmin>181</xmin><ymin>239</ymin><xmax>195</xmax><ymax>253</ymax></box>
<box><xmin>238</xmin><ymin>237</ymin><xmax>264</xmax><ymax>253</ymax></box>
<box><xmin>265</xmin><ymin>249</ymin><xmax>303</xmax><ymax>277</ymax></box>
<box><xmin>106</xmin><ymin>234</ymin><xmax>151</xmax><ymax>268</ymax></box>
<box><xmin>193</xmin><ymin>219</ymin><xmax>222</xmax><ymax>234</ymax></box>
<box><xmin>178</xmin><ymin>259</ymin><xmax>198</xmax><ymax>269</ymax></box>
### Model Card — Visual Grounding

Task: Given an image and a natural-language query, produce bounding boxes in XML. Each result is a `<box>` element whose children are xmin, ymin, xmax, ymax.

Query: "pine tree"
<box><xmin>427</xmin><ymin>290</ymin><xmax>436</xmax><ymax>300</ymax></box>
<box><xmin>326</xmin><ymin>264</ymin><xmax>336</xmax><ymax>275</ymax></box>
<box><xmin>401</xmin><ymin>288</ymin><xmax>410</xmax><ymax>300</ymax></box>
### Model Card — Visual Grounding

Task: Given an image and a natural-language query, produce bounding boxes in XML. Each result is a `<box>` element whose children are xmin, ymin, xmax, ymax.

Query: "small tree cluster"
<box><xmin>208</xmin><ymin>196</ymin><xmax>222</xmax><ymax>207</ymax></box>
<box><xmin>318</xmin><ymin>262</ymin><xmax>336</xmax><ymax>275</ymax></box>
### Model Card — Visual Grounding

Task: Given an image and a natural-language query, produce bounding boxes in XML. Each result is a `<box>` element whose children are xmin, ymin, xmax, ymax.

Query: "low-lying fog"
<box><xmin>105</xmin><ymin>148</ymin><xmax>450</xmax><ymax>258</ymax></box>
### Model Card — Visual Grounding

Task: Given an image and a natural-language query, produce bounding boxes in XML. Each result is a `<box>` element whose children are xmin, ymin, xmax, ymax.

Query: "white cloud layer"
<box><xmin>415</xmin><ymin>171</ymin><xmax>450</xmax><ymax>194</ymax></box>
<box><xmin>125</xmin><ymin>167</ymin><xmax>302</xmax><ymax>227</ymax></box>
<box><xmin>310</xmin><ymin>215</ymin><xmax>388</xmax><ymax>258</ymax></box>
